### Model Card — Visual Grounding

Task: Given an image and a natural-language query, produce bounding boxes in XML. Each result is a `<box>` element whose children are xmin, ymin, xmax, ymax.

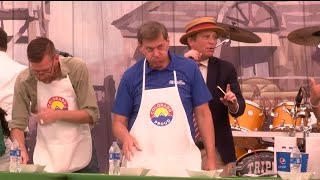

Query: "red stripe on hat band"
<box><xmin>186</xmin><ymin>23</ymin><xmax>218</xmax><ymax>33</ymax></box>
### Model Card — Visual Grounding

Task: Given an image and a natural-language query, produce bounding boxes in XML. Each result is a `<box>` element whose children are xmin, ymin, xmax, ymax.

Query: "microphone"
<box><xmin>295</xmin><ymin>87</ymin><xmax>303</xmax><ymax>107</ymax></box>
<box><xmin>214</xmin><ymin>38</ymin><xmax>230</xmax><ymax>49</ymax></box>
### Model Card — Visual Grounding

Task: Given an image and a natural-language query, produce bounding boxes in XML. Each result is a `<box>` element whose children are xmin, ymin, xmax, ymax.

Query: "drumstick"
<box><xmin>217</xmin><ymin>86</ymin><xmax>226</xmax><ymax>95</ymax></box>
<box><xmin>216</xmin><ymin>86</ymin><xmax>235</xmax><ymax>104</ymax></box>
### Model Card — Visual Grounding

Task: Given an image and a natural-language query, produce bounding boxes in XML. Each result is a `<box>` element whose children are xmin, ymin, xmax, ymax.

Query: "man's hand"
<box><xmin>184</xmin><ymin>50</ymin><xmax>202</xmax><ymax>64</ymax></box>
<box><xmin>203</xmin><ymin>155</ymin><xmax>216</xmax><ymax>170</ymax></box>
<box><xmin>20</xmin><ymin>146</ymin><xmax>29</xmax><ymax>164</ymax></box>
<box><xmin>122</xmin><ymin>135</ymin><xmax>142</xmax><ymax>161</ymax></box>
<box><xmin>308</xmin><ymin>77</ymin><xmax>320</xmax><ymax>105</ymax></box>
<box><xmin>219</xmin><ymin>84</ymin><xmax>238</xmax><ymax>112</ymax></box>
<box><xmin>35</xmin><ymin>108</ymin><xmax>59</xmax><ymax>125</ymax></box>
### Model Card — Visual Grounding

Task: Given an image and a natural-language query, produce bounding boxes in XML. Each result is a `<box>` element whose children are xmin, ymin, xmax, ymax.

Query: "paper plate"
<box><xmin>278</xmin><ymin>171</ymin><xmax>314</xmax><ymax>180</ymax></box>
<box><xmin>186</xmin><ymin>169</ymin><xmax>223</xmax><ymax>178</ymax></box>
<box><xmin>120</xmin><ymin>167</ymin><xmax>151</xmax><ymax>176</ymax></box>
<box><xmin>20</xmin><ymin>164</ymin><xmax>46</xmax><ymax>172</ymax></box>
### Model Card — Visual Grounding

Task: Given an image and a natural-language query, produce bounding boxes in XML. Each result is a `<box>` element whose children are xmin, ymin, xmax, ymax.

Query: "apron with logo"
<box><xmin>33</xmin><ymin>75</ymin><xmax>92</xmax><ymax>172</ymax></box>
<box><xmin>125</xmin><ymin>59</ymin><xmax>201</xmax><ymax>177</ymax></box>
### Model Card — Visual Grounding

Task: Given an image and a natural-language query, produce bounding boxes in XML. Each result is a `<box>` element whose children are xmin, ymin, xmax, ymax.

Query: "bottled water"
<box><xmin>9</xmin><ymin>139</ymin><xmax>21</xmax><ymax>172</ymax></box>
<box><xmin>290</xmin><ymin>146</ymin><xmax>301</xmax><ymax>173</ymax></box>
<box><xmin>109</xmin><ymin>141</ymin><xmax>121</xmax><ymax>175</ymax></box>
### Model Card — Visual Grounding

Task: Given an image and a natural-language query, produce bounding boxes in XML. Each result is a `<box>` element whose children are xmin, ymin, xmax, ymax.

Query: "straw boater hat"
<box><xmin>179</xmin><ymin>17</ymin><xmax>226</xmax><ymax>45</ymax></box>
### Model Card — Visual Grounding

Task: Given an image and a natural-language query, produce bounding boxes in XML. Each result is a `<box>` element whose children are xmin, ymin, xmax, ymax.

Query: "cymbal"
<box><xmin>216</xmin><ymin>22</ymin><xmax>262</xmax><ymax>43</ymax></box>
<box><xmin>287</xmin><ymin>26</ymin><xmax>320</xmax><ymax>46</ymax></box>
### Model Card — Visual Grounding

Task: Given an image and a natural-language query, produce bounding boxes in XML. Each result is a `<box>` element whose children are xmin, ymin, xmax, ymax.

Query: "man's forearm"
<box><xmin>201</xmin><ymin>118</ymin><xmax>215</xmax><ymax>160</ymax></box>
<box><xmin>195</xmin><ymin>104</ymin><xmax>216</xmax><ymax>159</ymax></box>
<box><xmin>10</xmin><ymin>128</ymin><xmax>26</xmax><ymax>149</ymax></box>
<box><xmin>112</xmin><ymin>114</ymin><xmax>131</xmax><ymax>143</ymax></box>
<box><xmin>112</xmin><ymin>120</ymin><xmax>131</xmax><ymax>143</ymax></box>
<box><xmin>57</xmin><ymin>110</ymin><xmax>93</xmax><ymax>124</ymax></box>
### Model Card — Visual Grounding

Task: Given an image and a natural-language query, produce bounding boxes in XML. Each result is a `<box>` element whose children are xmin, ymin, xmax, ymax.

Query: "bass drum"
<box><xmin>234</xmin><ymin>146</ymin><xmax>248</xmax><ymax>160</ymax></box>
<box><xmin>234</xmin><ymin>142</ymin><xmax>270</xmax><ymax>160</ymax></box>
<box><xmin>235</xmin><ymin>150</ymin><xmax>274</xmax><ymax>176</ymax></box>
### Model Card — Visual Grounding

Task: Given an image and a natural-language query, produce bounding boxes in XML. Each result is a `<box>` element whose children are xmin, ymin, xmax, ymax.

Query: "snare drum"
<box><xmin>235</xmin><ymin>150</ymin><xmax>274</xmax><ymax>176</ymax></box>
<box><xmin>270</xmin><ymin>102</ymin><xmax>308</xmax><ymax>131</ymax></box>
<box><xmin>229</xmin><ymin>100</ymin><xmax>266</xmax><ymax>131</ymax></box>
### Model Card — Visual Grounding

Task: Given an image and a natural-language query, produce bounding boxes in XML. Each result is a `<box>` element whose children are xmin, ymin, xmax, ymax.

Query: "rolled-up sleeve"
<box><xmin>9</xmin><ymin>71</ymin><xmax>30</xmax><ymax>131</ymax></box>
<box><xmin>71</xmin><ymin>59</ymin><xmax>100</xmax><ymax>125</ymax></box>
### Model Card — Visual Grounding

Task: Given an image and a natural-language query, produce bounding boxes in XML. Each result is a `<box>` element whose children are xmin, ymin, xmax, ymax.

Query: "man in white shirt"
<box><xmin>180</xmin><ymin>17</ymin><xmax>246</xmax><ymax>177</ymax></box>
<box><xmin>0</xmin><ymin>27</ymin><xmax>27</xmax><ymax>171</ymax></box>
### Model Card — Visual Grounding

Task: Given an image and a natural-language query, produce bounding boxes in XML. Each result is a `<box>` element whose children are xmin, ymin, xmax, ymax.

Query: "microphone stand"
<box><xmin>290</xmin><ymin>86</ymin><xmax>311</xmax><ymax>152</ymax></box>
<box><xmin>289</xmin><ymin>87</ymin><xmax>303</xmax><ymax>136</ymax></box>
<box><xmin>214</xmin><ymin>38</ymin><xmax>230</xmax><ymax>49</ymax></box>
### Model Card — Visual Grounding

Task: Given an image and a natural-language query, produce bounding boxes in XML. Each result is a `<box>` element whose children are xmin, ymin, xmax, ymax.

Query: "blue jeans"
<box><xmin>73</xmin><ymin>139</ymin><xmax>99</xmax><ymax>173</ymax></box>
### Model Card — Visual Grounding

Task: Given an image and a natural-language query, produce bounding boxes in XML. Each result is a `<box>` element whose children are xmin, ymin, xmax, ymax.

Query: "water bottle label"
<box><xmin>109</xmin><ymin>153</ymin><xmax>121</xmax><ymax>160</ymax></box>
<box><xmin>10</xmin><ymin>150</ymin><xmax>16</xmax><ymax>156</ymax></box>
<box><xmin>290</xmin><ymin>158</ymin><xmax>301</xmax><ymax>164</ymax></box>
<box><xmin>15</xmin><ymin>150</ymin><xmax>21</xmax><ymax>157</ymax></box>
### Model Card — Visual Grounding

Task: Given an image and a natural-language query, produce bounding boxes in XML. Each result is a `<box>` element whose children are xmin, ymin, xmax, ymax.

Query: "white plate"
<box><xmin>186</xmin><ymin>169</ymin><xmax>223</xmax><ymax>178</ymax></box>
<box><xmin>120</xmin><ymin>167</ymin><xmax>151</xmax><ymax>176</ymax></box>
<box><xmin>20</xmin><ymin>164</ymin><xmax>46</xmax><ymax>172</ymax></box>
<box><xmin>278</xmin><ymin>171</ymin><xmax>315</xmax><ymax>180</ymax></box>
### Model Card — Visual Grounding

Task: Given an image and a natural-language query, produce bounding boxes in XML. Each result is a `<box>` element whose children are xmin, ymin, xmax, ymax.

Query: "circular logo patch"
<box><xmin>47</xmin><ymin>96</ymin><xmax>68</xmax><ymax>110</ymax></box>
<box><xmin>280</xmin><ymin>157</ymin><xmax>286</xmax><ymax>164</ymax></box>
<box><xmin>150</xmin><ymin>103</ymin><xmax>173</xmax><ymax>126</ymax></box>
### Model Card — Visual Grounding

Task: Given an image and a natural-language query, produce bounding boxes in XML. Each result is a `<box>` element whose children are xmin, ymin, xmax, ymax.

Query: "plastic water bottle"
<box><xmin>109</xmin><ymin>141</ymin><xmax>121</xmax><ymax>175</ymax></box>
<box><xmin>281</xmin><ymin>146</ymin><xmax>287</xmax><ymax>152</ymax></box>
<box><xmin>290</xmin><ymin>146</ymin><xmax>301</xmax><ymax>173</ymax></box>
<box><xmin>9</xmin><ymin>140</ymin><xmax>21</xmax><ymax>172</ymax></box>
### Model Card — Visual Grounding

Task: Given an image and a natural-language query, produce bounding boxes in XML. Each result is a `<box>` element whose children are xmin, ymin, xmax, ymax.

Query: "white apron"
<box><xmin>33</xmin><ymin>75</ymin><xmax>92</xmax><ymax>172</ymax></box>
<box><xmin>125</xmin><ymin>59</ymin><xmax>201</xmax><ymax>177</ymax></box>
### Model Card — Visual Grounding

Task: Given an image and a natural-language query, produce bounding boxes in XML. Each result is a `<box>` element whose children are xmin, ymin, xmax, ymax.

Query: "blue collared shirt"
<box><xmin>112</xmin><ymin>51</ymin><xmax>212</xmax><ymax>138</ymax></box>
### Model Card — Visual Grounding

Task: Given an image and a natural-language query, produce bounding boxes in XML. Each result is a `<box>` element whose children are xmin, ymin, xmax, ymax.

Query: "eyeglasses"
<box><xmin>29</xmin><ymin>59</ymin><xmax>54</xmax><ymax>77</ymax></box>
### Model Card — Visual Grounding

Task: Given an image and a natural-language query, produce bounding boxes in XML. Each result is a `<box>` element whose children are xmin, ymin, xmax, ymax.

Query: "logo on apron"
<box><xmin>47</xmin><ymin>96</ymin><xmax>69</xmax><ymax>110</ymax></box>
<box><xmin>150</xmin><ymin>102</ymin><xmax>173</xmax><ymax>126</ymax></box>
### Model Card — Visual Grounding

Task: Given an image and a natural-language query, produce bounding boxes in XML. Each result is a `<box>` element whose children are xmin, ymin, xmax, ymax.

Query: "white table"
<box><xmin>232</xmin><ymin>130</ymin><xmax>320</xmax><ymax>176</ymax></box>
<box><xmin>232</xmin><ymin>130</ymin><xmax>320</xmax><ymax>138</ymax></box>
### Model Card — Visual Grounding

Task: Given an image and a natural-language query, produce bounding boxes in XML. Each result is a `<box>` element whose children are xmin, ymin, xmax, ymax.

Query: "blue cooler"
<box><xmin>276</xmin><ymin>152</ymin><xmax>309</xmax><ymax>173</ymax></box>
<box><xmin>276</xmin><ymin>152</ymin><xmax>290</xmax><ymax>172</ymax></box>
<box><xmin>301</xmin><ymin>153</ymin><xmax>309</xmax><ymax>172</ymax></box>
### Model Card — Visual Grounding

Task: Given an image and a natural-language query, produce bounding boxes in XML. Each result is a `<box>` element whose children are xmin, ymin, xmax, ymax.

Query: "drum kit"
<box><xmin>217</xmin><ymin>22</ymin><xmax>320</xmax><ymax>176</ymax></box>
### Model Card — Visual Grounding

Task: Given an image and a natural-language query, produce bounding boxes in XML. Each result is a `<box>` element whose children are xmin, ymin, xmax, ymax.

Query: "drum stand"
<box><xmin>231</xmin><ymin>117</ymin><xmax>240</xmax><ymax>130</ymax></box>
<box><xmin>289</xmin><ymin>104</ymin><xmax>312</xmax><ymax>152</ymax></box>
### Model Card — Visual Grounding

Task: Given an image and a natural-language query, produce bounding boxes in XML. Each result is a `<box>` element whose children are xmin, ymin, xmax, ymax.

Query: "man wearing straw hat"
<box><xmin>180</xmin><ymin>17</ymin><xmax>246</xmax><ymax>177</ymax></box>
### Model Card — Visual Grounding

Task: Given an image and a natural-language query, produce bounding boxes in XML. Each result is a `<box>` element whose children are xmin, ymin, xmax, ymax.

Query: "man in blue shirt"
<box><xmin>112</xmin><ymin>21</ymin><xmax>216</xmax><ymax>177</ymax></box>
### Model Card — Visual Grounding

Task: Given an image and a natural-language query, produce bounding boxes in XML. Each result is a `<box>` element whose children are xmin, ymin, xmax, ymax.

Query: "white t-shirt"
<box><xmin>0</xmin><ymin>51</ymin><xmax>27</xmax><ymax>171</ymax></box>
<box><xmin>198</xmin><ymin>59</ymin><xmax>209</xmax><ymax>83</ymax></box>
<box><xmin>0</xmin><ymin>51</ymin><xmax>27</xmax><ymax>122</ymax></box>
